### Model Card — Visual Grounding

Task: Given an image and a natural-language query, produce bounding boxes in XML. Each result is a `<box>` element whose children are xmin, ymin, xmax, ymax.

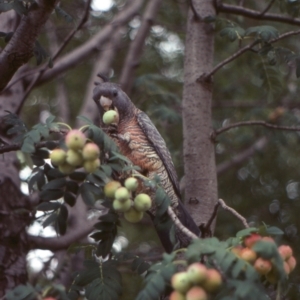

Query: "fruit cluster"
<box><xmin>170</xmin><ymin>263</ymin><xmax>222</xmax><ymax>300</ymax></box>
<box><xmin>50</xmin><ymin>129</ymin><xmax>100</xmax><ymax>174</ymax></box>
<box><xmin>232</xmin><ymin>233</ymin><xmax>296</xmax><ymax>283</ymax></box>
<box><xmin>104</xmin><ymin>178</ymin><xmax>152</xmax><ymax>223</ymax></box>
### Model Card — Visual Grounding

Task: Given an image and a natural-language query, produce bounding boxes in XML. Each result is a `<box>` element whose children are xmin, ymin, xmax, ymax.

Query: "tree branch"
<box><xmin>167</xmin><ymin>206</ymin><xmax>198</xmax><ymax>241</ymax></box>
<box><xmin>217</xmin><ymin>3</ymin><xmax>300</xmax><ymax>26</ymax></box>
<box><xmin>28</xmin><ymin>218</ymin><xmax>97</xmax><ymax>251</ymax></box>
<box><xmin>31</xmin><ymin>0</ymin><xmax>144</xmax><ymax>87</ymax></box>
<box><xmin>15</xmin><ymin>0</ymin><xmax>92</xmax><ymax>114</ymax></box>
<box><xmin>119</xmin><ymin>0</ymin><xmax>162</xmax><ymax>95</ymax></box>
<box><xmin>259</xmin><ymin>0</ymin><xmax>275</xmax><ymax>16</ymax></box>
<box><xmin>0</xmin><ymin>140</ymin><xmax>59</xmax><ymax>154</ymax></box>
<box><xmin>204</xmin><ymin>28</ymin><xmax>300</xmax><ymax>79</ymax></box>
<box><xmin>0</xmin><ymin>0</ymin><xmax>58</xmax><ymax>91</ymax></box>
<box><xmin>201</xmin><ymin>40</ymin><xmax>258</xmax><ymax>80</ymax></box>
<box><xmin>214</xmin><ymin>120</ymin><xmax>300</xmax><ymax>136</ymax></box>
<box><xmin>218</xmin><ymin>199</ymin><xmax>249</xmax><ymax>228</ymax></box>
<box><xmin>217</xmin><ymin>137</ymin><xmax>268</xmax><ymax>175</ymax></box>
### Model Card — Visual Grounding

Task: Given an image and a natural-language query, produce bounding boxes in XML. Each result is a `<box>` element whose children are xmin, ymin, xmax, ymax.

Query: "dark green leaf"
<box><xmin>69</xmin><ymin>172</ymin><xmax>86</xmax><ymax>181</ymax></box>
<box><xmin>42</xmin><ymin>212</ymin><xmax>57</xmax><ymax>228</ymax></box>
<box><xmin>66</xmin><ymin>180</ymin><xmax>79</xmax><ymax>194</ymax></box>
<box><xmin>57</xmin><ymin>204</ymin><xmax>68</xmax><ymax>235</ymax></box>
<box><xmin>40</xmin><ymin>189</ymin><xmax>64</xmax><ymax>201</ymax></box>
<box><xmin>36</xmin><ymin>201</ymin><xmax>61</xmax><ymax>211</ymax></box>
<box><xmin>41</xmin><ymin>178</ymin><xmax>67</xmax><ymax>190</ymax></box>
<box><xmin>64</xmin><ymin>191</ymin><xmax>76</xmax><ymax>206</ymax></box>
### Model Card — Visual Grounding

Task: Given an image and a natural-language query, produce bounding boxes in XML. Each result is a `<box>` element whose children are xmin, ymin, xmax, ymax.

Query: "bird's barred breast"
<box><xmin>118</xmin><ymin>120</ymin><xmax>179</xmax><ymax>208</ymax></box>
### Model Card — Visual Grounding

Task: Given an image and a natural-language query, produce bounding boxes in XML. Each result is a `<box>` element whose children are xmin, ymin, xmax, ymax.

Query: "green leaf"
<box><xmin>77</xmin><ymin>115</ymin><xmax>93</xmax><ymax>125</ymax></box>
<box><xmin>236</xmin><ymin>228</ymin><xmax>258</xmax><ymax>239</ymax></box>
<box><xmin>42</xmin><ymin>178</ymin><xmax>67</xmax><ymax>190</ymax></box>
<box><xmin>69</xmin><ymin>172</ymin><xmax>87</xmax><ymax>181</ymax></box>
<box><xmin>5</xmin><ymin>283</ymin><xmax>36</xmax><ymax>300</ymax></box>
<box><xmin>57</xmin><ymin>204</ymin><xmax>68</xmax><ymax>235</ymax></box>
<box><xmin>36</xmin><ymin>201</ymin><xmax>61</xmax><ymax>211</ymax></box>
<box><xmin>64</xmin><ymin>191</ymin><xmax>76</xmax><ymax>206</ymax></box>
<box><xmin>245</xmin><ymin>25</ymin><xmax>279</xmax><ymax>42</ymax></box>
<box><xmin>80</xmin><ymin>183</ymin><xmax>95</xmax><ymax>206</ymax></box>
<box><xmin>66</xmin><ymin>180</ymin><xmax>79</xmax><ymax>194</ymax></box>
<box><xmin>40</xmin><ymin>189</ymin><xmax>64</xmax><ymax>201</ymax></box>
<box><xmin>42</xmin><ymin>212</ymin><xmax>57</xmax><ymax>228</ymax></box>
<box><xmin>265</xmin><ymin>226</ymin><xmax>284</xmax><ymax>235</ymax></box>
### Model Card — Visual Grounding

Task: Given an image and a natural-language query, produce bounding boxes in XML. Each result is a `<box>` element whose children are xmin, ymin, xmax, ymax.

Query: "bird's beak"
<box><xmin>99</xmin><ymin>96</ymin><xmax>112</xmax><ymax>111</ymax></box>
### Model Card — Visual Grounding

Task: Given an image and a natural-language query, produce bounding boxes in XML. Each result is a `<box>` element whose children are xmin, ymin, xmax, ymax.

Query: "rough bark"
<box><xmin>182</xmin><ymin>1</ymin><xmax>218</xmax><ymax>228</ymax></box>
<box><xmin>0</xmin><ymin>0</ymin><xmax>58</xmax><ymax>91</ymax></box>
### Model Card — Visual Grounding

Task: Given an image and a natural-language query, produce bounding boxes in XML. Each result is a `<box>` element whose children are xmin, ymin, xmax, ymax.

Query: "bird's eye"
<box><xmin>112</xmin><ymin>89</ymin><xmax>118</xmax><ymax>97</ymax></box>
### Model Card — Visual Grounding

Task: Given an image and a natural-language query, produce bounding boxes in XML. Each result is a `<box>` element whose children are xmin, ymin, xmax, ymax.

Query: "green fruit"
<box><xmin>124</xmin><ymin>207</ymin><xmax>144</xmax><ymax>223</ymax></box>
<box><xmin>103</xmin><ymin>110</ymin><xmax>119</xmax><ymax>125</ymax></box>
<box><xmin>50</xmin><ymin>149</ymin><xmax>66</xmax><ymax>166</ymax></box>
<box><xmin>104</xmin><ymin>181</ymin><xmax>122</xmax><ymax>198</ymax></box>
<box><xmin>65</xmin><ymin>129</ymin><xmax>86</xmax><ymax>150</ymax></box>
<box><xmin>82</xmin><ymin>143</ymin><xmax>100</xmax><ymax>161</ymax></box>
<box><xmin>134</xmin><ymin>193</ymin><xmax>152</xmax><ymax>212</ymax></box>
<box><xmin>113</xmin><ymin>199</ymin><xmax>132</xmax><ymax>212</ymax></box>
<box><xmin>124</xmin><ymin>177</ymin><xmax>139</xmax><ymax>191</ymax></box>
<box><xmin>58</xmin><ymin>163</ymin><xmax>75</xmax><ymax>175</ymax></box>
<box><xmin>171</xmin><ymin>272</ymin><xmax>192</xmax><ymax>294</ymax></box>
<box><xmin>66</xmin><ymin>149</ymin><xmax>83</xmax><ymax>167</ymax></box>
<box><xmin>186</xmin><ymin>286</ymin><xmax>208</xmax><ymax>300</ymax></box>
<box><xmin>186</xmin><ymin>263</ymin><xmax>208</xmax><ymax>284</ymax></box>
<box><xmin>83</xmin><ymin>158</ymin><xmax>100</xmax><ymax>173</ymax></box>
<box><xmin>115</xmin><ymin>187</ymin><xmax>130</xmax><ymax>202</ymax></box>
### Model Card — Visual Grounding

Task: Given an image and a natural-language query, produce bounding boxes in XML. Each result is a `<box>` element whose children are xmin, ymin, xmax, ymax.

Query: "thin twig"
<box><xmin>0</xmin><ymin>140</ymin><xmax>59</xmax><ymax>154</ymax></box>
<box><xmin>218</xmin><ymin>199</ymin><xmax>249</xmax><ymax>228</ymax></box>
<box><xmin>15</xmin><ymin>0</ymin><xmax>92</xmax><ymax>114</ymax></box>
<box><xmin>217</xmin><ymin>137</ymin><xmax>268</xmax><ymax>175</ymax></box>
<box><xmin>214</xmin><ymin>120</ymin><xmax>300</xmax><ymax>136</ymax></box>
<box><xmin>167</xmin><ymin>206</ymin><xmax>199</xmax><ymax>240</ymax></box>
<box><xmin>217</xmin><ymin>3</ymin><xmax>300</xmax><ymax>26</ymax></box>
<box><xmin>259</xmin><ymin>0</ymin><xmax>275</xmax><ymax>16</ymax></box>
<box><xmin>205</xmin><ymin>29</ymin><xmax>300</xmax><ymax>79</ymax></box>
<box><xmin>202</xmin><ymin>40</ymin><xmax>258</xmax><ymax>80</ymax></box>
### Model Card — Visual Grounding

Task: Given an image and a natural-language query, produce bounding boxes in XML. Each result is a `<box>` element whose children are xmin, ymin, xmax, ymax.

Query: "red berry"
<box><xmin>244</xmin><ymin>233</ymin><xmax>261</xmax><ymax>248</ymax></box>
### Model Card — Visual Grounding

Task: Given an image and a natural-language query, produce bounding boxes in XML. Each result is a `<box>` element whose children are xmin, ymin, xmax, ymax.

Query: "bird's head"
<box><xmin>93</xmin><ymin>82</ymin><xmax>135</xmax><ymax>124</ymax></box>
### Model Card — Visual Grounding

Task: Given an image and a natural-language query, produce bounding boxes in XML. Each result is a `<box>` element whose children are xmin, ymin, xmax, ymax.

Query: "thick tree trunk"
<box><xmin>0</xmin><ymin>12</ymin><xmax>31</xmax><ymax>295</ymax></box>
<box><xmin>182</xmin><ymin>1</ymin><xmax>218</xmax><ymax>229</ymax></box>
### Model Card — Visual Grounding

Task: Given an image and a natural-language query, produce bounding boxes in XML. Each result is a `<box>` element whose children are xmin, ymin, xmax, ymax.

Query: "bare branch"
<box><xmin>119</xmin><ymin>0</ymin><xmax>162</xmax><ymax>95</ymax></box>
<box><xmin>28</xmin><ymin>219</ymin><xmax>97</xmax><ymax>251</ymax></box>
<box><xmin>167</xmin><ymin>207</ymin><xmax>198</xmax><ymax>241</ymax></box>
<box><xmin>33</xmin><ymin>0</ymin><xmax>144</xmax><ymax>87</ymax></box>
<box><xmin>0</xmin><ymin>0</ymin><xmax>58</xmax><ymax>91</ymax></box>
<box><xmin>214</xmin><ymin>120</ymin><xmax>300</xmax><ymax>136</ymax></box>
<box><xmin>217</xmin><ymin>3</ymin><xmax>300</xmax><ymax>26</ymax></box>
<box><xmin>217</xmin><ymin>137</ymin><xmax>268</xmax><ymax>175</ymax></box>
<box><xmin>218</xmin><ymin>199</ymin><xmax>249</xmax><ymax>228</ymax></box>
<box><xmin>0</xmin><ymin>140</ymin><xmax>59</xmax><ymax>154</ymax></box>
<box><xmin>14</xmin><ymin>0</ymin><xmax>92</xmax><ymax>114</ymax></box>
<box><xmin>259</xmin><ymin>0</ymin><xmax>275</xmax><ymax>16</ymax></box>
<box><xmin>201</xmin><ymin>40</ymin><xmax>258</xmax><ymax>80</ymax></box>
<box><xmin>204</xmin><ymin>28</ymin><xmax>300</xmax><ymax>79</ymax></box>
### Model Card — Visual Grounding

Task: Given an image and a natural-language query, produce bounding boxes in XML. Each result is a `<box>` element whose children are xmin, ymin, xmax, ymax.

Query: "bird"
<box><xmin>93</xmin><ymin>79</ymin><xmax>200</xmax><ymax>252</ymax></box>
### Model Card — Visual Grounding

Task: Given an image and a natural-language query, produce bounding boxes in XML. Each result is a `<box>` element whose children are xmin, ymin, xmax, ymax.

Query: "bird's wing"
<box><xmin>137</xmin><ymin>110</ymin><xmax>181</xmax><ymax>198</ymax></box>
